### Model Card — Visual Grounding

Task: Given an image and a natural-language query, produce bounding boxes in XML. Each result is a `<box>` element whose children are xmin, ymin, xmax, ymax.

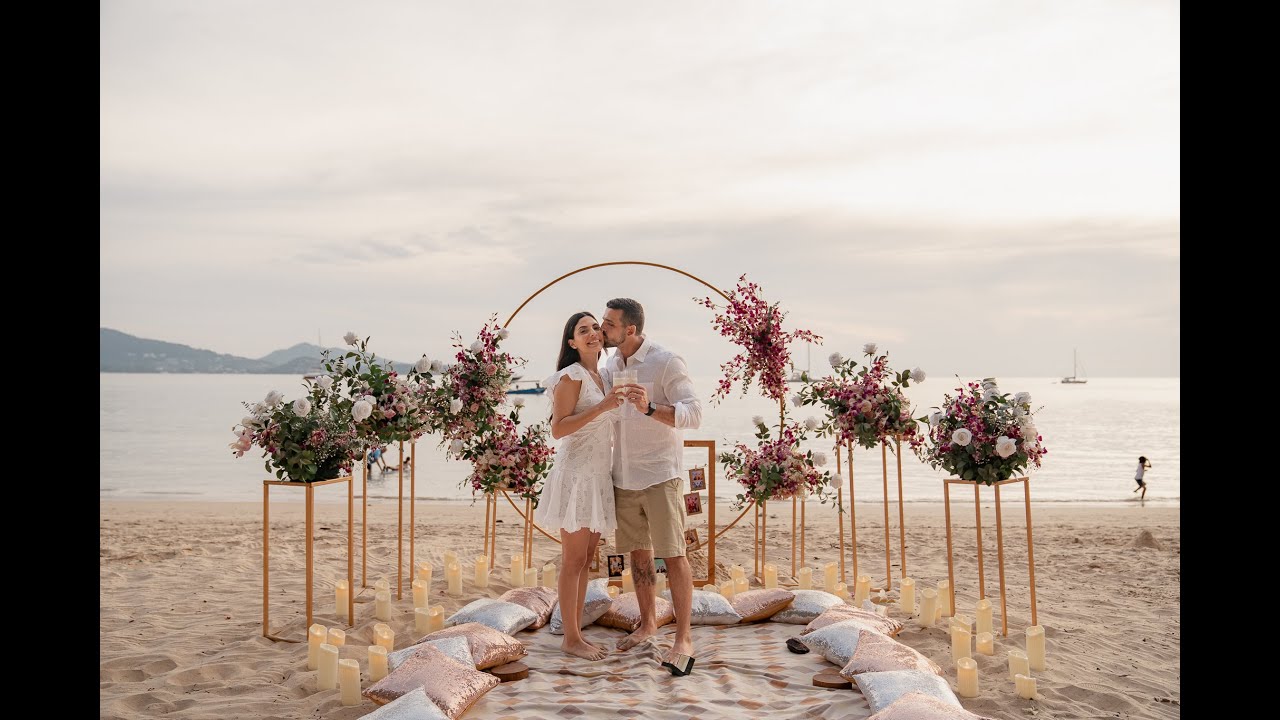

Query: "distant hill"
<box><xmin>99</xmin><ymin>328</ymin><xmax>414</xmax><ymax>374</ymax></box>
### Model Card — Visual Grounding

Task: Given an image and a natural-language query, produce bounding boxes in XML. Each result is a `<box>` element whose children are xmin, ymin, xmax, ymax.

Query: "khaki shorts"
<box><xmin>614</xmin><ymin>478</ymin><xmax>686</xmax><ymax>559</ymax></box>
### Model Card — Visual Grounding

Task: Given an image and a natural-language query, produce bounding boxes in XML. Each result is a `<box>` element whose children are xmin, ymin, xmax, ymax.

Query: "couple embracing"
<box><xmin>532</xmin><ymin>298</ymin><xmax>703</xmax><ymax>676</ymax></box>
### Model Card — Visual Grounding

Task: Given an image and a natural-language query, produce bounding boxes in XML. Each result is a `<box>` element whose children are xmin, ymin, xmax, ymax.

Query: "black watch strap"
<box><xmin>645</xmin><ymin>402</ymin><xmax>657</xmax><ymax>416</ymax></box>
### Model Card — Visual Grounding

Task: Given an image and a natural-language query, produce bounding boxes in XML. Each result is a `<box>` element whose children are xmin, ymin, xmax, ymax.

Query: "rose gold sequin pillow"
<box><xmin>595</xmin><ymin>592</ymin><xmax>675</xmax><ymax>632</ymax></box>
<box><xmin>363</xmin><ymin>644</ymin><xmax>499</xmax><ymax>719</ymax></box>
<box><xmin>498</xmin><ymin>586</ymin><xmax>558</xmax><ymax>629</ymax></box>
<box><xmin>415</xmin><ymin>622</ymin><xmax>528</xmax><ymax>670</ymax></box>
<box><xmin>868</xmin><ymin>691</ymin><xmax>996</xmax><ymax>719</ymax></box>
<box><xmin>729</xmin><ymin>589</ymin><xmax>796</xmax><ymax>623</ymax></box>
<box><xmin>839</xmin><ymin>629</ymin><xmax>943</xmax><ymax>677</ymax></box>
<box><xmin>803</xmin><ymin>604</ymin><xmax>904</xmax><ymax>637</ymax></box>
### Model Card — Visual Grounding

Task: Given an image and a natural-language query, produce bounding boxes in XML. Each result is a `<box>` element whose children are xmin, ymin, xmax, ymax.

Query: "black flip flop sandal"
<box><xmin>661</xmin><ymin>653</ymin><xmax>696</xmax><ymax>676</ymax></box>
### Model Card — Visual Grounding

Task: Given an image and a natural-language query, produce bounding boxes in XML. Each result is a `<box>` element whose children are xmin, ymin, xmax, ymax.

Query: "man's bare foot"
<box><xmin>616</xmin><ymin>623</ymin><xmax>658</xmax><ymax>651</ymax></box>
<box><xmin>562</xmin><ymin>639</ymin><xmax>607</xmax><ymax>661</ymax></box>
<box><xmin>663</xmin><ymin>635</ymin><xmax>694</xmax><ymax>665</ymax></box>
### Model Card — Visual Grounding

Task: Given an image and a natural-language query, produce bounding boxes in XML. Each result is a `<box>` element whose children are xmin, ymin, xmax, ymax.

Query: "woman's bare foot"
<box><xmin>562</xmin><ymin>638</ymin><xmax>607</xmax><ymax>661</ymax></box>
<box><xmin>616</xmin><ymin>623</ymin><xmax>657</xmax><ymax>651</ymax></box>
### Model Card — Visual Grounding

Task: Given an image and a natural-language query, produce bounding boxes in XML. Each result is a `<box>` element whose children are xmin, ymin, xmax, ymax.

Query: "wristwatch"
<box><xmin>645</xmin><ymin>401</ymin><xmax>657</xmax><ymax>416</ymax></box>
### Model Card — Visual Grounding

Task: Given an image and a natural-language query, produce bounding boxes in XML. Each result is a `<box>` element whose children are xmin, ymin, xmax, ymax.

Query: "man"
<box><xmin>601</xmin><ymin>297</ymin><xmax>703</xmax><ymax>676</ymax></box>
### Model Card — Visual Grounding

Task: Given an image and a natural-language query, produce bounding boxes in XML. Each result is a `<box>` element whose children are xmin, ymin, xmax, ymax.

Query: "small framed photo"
<box><xmin>688</xmin><ymin>467</ymin><xmax>707</xmax><ymax>492</ymax></box>
<box><xmin>607</xmin><ymin>554</ymin><xmax>626</xmax><ymax>578</ymax></box>
<box><xmin>654</xmin><ymin>558</ymin><xmax>668</xmax><ymax>574</ymax></box>
<box><xmin>683</xmin><ymin>527</ymin><xmax>700</xmax><ymax>552</ymax></box>
<box><xmin>684</xmin><ymin>491</ymin><xmax>703</xmax><ymax>516</ymax></box>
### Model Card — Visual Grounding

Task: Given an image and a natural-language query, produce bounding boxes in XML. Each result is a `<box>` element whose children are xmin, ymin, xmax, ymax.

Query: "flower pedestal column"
<box><xmin>943</xmin><ymin>476</ymin><xmax>1039</xmax><ymax>637</ymax></box>
<box><xmin>262</xmin><ymin>475</ymin><xmax>353</xmax><ymax>640</ymax></box>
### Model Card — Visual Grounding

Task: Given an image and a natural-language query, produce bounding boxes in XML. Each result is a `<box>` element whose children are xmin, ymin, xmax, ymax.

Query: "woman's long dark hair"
<box><xmin>556</xmin><ymin>311</ymin><xmax>597</xmax><ymax>371</ymax></box>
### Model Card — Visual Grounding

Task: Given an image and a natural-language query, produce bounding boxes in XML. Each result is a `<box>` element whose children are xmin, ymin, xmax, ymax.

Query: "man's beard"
<box><xmin>602</xmin><ymin>333</ymin><xmax>619</xmax><ymax>349</ymax></box>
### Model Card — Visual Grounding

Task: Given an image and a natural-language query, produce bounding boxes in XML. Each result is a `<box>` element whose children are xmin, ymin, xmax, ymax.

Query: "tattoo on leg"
<box><xmin>633</xmin><ymin>558</ymin><xmax>656</xmax><ymax>586</ymax></box>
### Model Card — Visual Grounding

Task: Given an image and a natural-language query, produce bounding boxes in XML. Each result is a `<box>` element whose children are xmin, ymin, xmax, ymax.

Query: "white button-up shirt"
<box><xmin>604</xmin><ymin>338</ymin><xmax>703</xmax><ymax>491</ymax></box>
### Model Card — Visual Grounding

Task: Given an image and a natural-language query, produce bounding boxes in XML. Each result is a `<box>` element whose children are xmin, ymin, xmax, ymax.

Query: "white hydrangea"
<box><xmin>415</xmin><ymin>357</ymin><xmax>431</xmax><ymax>373</ymax></box>
<box><xmin>995</xmin><ymin>436</ymin><xmax>1017</xmax><ymax>458</ymax></box>
<box><xmin>862</xmin><ymin>342</ymin><xmax>878</xmax><ymax>355</ymax></box>
<box><xmin>829</xmin><ymin>352</ymin><xmax>844</xmax><ymax>367</ymax></box>
<box><xmin>470</xmin><ymin>340</ymin><xmax>484</xmax><ymax>354</ymax></box>
<box><xmin>430</xmin><ymin>360</ymin><xmax>445</xmax><ymax>373</ymax></box>
<box><xmin>911</xmin><ymin>367</ymin><xmax>926</xmax><ymax>383</ymax></box>
<box><xmin>351</xmin><ymin>399</ymin><xmax>373</xmax><ymax>422</ymax></box>
<box><xmin>449</xmin><ymin>398</ymin><xmax>463</xmax><ymax>415</ymax></box>
<box><xmin>513</xmin><ymin>397</ymin><xmax>526</xmax><ymax>407</ymax></box>
<box><xmin>292</xmin><ymin>398</ymin><xmax>312</xmax><ymax>416</ymax></box>
<box><xmin>449</xmin><ymin>439</ymin><xmax>464</xmax><ymax>456</ymax></box>
<box><xmin>343</xmin><ymin>331</ymin><xmax>359</xmax><ymax>345</ymax></box>
<box><xmin>790</xmin><ymin>394</ymin><xmax>803</xmax><ymax>408</ymax></box>
<box><xmin>951</xmin><ymin>428</ymin><xmax>973</xmax><ymax>446</ymax></box>
<box><xmin>804</xmin><ymin>416</ymin><xmax>819</xmax><ymax>431</ymax></box>
<box><xmin>264</xmin><ymin>390</ymin><xmax>284</xmax><ymax>407</ymax></box>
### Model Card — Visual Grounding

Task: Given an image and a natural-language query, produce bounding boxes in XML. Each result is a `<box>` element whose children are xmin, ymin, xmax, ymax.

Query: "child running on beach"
<box><xmin>1132</xmin><ymin>456</ymin><xmax>1151</xmax><ymax>499</ymax></box>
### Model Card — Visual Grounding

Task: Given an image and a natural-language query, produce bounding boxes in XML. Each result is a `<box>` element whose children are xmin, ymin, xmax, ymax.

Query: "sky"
<box><xmin>100</xmin><ymin>0</ymin><xmax>1179</xmax><ymax>381</ymax></box>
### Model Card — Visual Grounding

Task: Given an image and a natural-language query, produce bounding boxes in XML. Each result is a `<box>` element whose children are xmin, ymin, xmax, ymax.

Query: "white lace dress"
<box><xmin>533</xmin><ymin>363</ymin><xmax>618</xmax><ymax>534</ymax></box>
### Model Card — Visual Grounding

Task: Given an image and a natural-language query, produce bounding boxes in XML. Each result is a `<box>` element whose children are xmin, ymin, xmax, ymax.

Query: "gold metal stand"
<box><xmin>943</xmin><ymin>476</ymin><xmax>1039</xmax><ymax>637</ymax></box>
<box><xmin>878</xmin><ymin>442</ymin><xmax>893</xmax><ymax>593</ymax></box>
<box><xmin>262</xmin><ymin>475</ymin><xmax>353</xmax><ymax>640</ymax></box>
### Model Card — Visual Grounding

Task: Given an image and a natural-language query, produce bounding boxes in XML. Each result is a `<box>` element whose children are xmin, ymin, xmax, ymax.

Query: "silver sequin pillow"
<box><xmin>770</xmin><ymin>589</ymin><xmax>844</xmax><ymax>624</ymax></box>
<box><xmin>799</xmin><ymin>619</ymin><xmax>881</xmax><ymax>667</ymax></box>
<box><xmin>661</xmin><ymin>589</ymin><xmax>743</xmax><ymax>625</ymax></box>
<box><xmin>360</xmin><ymin>688</ymin><xmax>449</xmax><ymax>720</ymax></box>
<box><xmin>549</xmin><ymin>577</ymin><xmax>612</xmax><ymax>634</ymax></box>
<box><xmin>388</xmin><ymin>636</ymin><xmax>475</xmax><ymax>672</ymax></box>
<box><xmin>853</xmin><ymin>670</ymin><xmax>964</xmax><ymax>715</ymax></box>
<box><xmin>804</xmin><ymin>604</ymin><xmax>905</xmax><ymax>637</ymax></box>
<box><xmin>868</xmin><ymin>691</ymin><xmax>996</xmax><ymax>719</ymax></box>
<box><xmin>445</xmin><ymin>598</ymin><xmax>539</xmax><ymax>635</ymax></box>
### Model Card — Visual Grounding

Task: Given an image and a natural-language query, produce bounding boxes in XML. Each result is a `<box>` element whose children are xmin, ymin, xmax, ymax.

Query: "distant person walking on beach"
<box><xmin>1133</xmin><ymin>456</ymin><xmax>1151</xmax><ymax>499</ymax></box>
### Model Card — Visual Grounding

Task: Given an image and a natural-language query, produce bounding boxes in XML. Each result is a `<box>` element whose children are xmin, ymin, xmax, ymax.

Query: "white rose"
<box><xmin>449</xmin><ymin>439</ymin><xmax>464</xmax><ymax>455</ymax></box>
<box><xmin>1014</xmin><ymin>391</ymin><xmax>1031</xmax><ymax>406</ymax></box>
<box><xmin>241</xmin><ymin>416</ymin><xmax>257</xmax><ymax>428</ymax></box>
<box><xmin>862</xmin><ymin>342</ymin><xmax>878</xmax><ymax>355</ymax></box>
<box><xmin>951</xmin><ymin>428</ymin><xmax>973</xmax><ymax>446</ymax></box>
<box><xmin>995</xmin><ymin>436</ymin><xmax>1017</xmax><ymax>458</ymax></box>
<box><xmin>351</xmin><ymin>400</ymin><xmax>373</xmax><ymax>422</ymax></box>
<box><xmin>911</xmin><ymin>367</ymin><xmax>926</xmax><ymax>383</ymax></box>
<box><xmin>804</xmin><ymin>416</ymin><xmax>819</xmax><ymax>431</ymax></box>
<box><xmin>343</xmin><ymin>331</ymin><xmax>359</xmax><ymax>345</ymax></box>
<box><xmin>497</xmin><ymin>328</ymin><xmax>510</xmax><ymax>340</ymax></box>
<box><xmin>292</xmin><ymin>398</ymin><xmax>312</xmax><ymax>416</ymax></box>
<box><xmin>264</xmin><ymin>390</ymin><xmax>283</xmax><ymax>407</ymax></box>
<box><xmin>317</xmin><ymin>376</ymin><xmax>334</xmax><ymax>391</ymax></box>
<box><xmin>929</xmin><ymin>411</ymin><xmax>943</xmax><ymax>427</ymax></box>
<box><xmin>415</xmin><ymin>357</ymin><xmax>431</xmax><ymax>373</ymax></box>
<box><xmin>430</xmin><ymin>360</ymin><xmax>444</xmax><ymax>373</ymax></box>
<box><xmin>251</xmin><ymin>402</ymin><xmax>266</xmax><ymax>416</ymax></box>
<box><xmin>829</xmin><ymin>352</ymin><xmax>844</xmax><ymax>367</ymax></box>
<box><xmin>751</xmin><ymin>415</ymin><xmax>765</xmax><ymax>427</ymax></box>
<box><xmin>470</xmin><ymin>340</ymin><xmax>484</xmax><ymax>353</ymax></box>
<box><xmin>812</xmin><ymin>451</ymin><xmax>828</xmax><ymax>467</ymax></box>
<box><xmin>449</xmin><ymin>398</ymin><xmax>463</xmax><ymax>414</ymax></box>
<box><xmin>790</xmin><ymin>394</ymin><xmax>803</xmax><ymax>408</ymax></box>
<box><xmin>513</xmin><ymin>397</ymin><xmax>525</xmax><ymax>407</ymax></box>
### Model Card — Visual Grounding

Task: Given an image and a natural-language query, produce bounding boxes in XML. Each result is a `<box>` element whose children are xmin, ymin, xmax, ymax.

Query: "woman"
<box><xmin>533</xmin><ymin>311</ymin><xmax>625</xmax><ymax>660</ymax></box>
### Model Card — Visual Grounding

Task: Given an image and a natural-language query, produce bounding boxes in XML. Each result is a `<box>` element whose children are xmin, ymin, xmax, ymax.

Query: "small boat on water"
<box><xmin>507</xmin><ymin>379</ymin><xmax>546</xmax><ymax>395</ymax></box>
<box><xmin>1060</xmin><ymin>349</ymin><xmax>1088</xmax><ymax>384</ymax></box>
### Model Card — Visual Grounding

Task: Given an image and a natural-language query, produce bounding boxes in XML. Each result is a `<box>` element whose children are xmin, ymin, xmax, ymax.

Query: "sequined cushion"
<box><xmin>729</xmin><ymin>588</ymin><xmax>796</xmax><ymax>623</ymax></box>
<box><xmin>415</xmin><ymin>622</ymin><xmax>528</xmax><ymax>670</ymax></box>
<box><xmin>662</xmin><ymin>589</ymin><xmax>743</xmax><ymax>625</ymax></box>
<box><xmin>498</xmin><ymin>586</ymin><xmax>558</xmax><ymax>629</ymax></box>
<box><xmin>868</xmin><ymin>691</ymin><xmax>996</xmax><ymax>719</ymax></box>
<box><xmin>839</xmin><ymin>629</ymin><xmax>943</xmax><ymax>677</ymax></box>
<box><xmin>798</xmin><ymin>619</ymin><xmax>875</xmax><ymax>666</ymax></box>
<box><xmin>445</xmin><ymin>598</ymin><xmax>539</xmax><ymax>635</ymax></box>
<box><xmin>549</xmin><ymin>577</ymin><xmax>612</xmax><ymax>634</ymax></box>
<box><xmin>596</xmin><ymin>592</ymin><xmax>675</xmax><ymax>631</ymax></box>
<box><xmin>363</xmin><ymin>645</ymin><xmax>499</xmax><ymax>718</ymax></box>
<box><xmin>360</xmin><ymin>688</ymin><xmax>449</xmax><ymax>720</ymax></box>
<box><xmin>803</xmin><ymin>604</ymin><xmax>905</xmax><ymax>637</ymax></box>
<box><xmin>853</xmin><ymin>670</ymin><xmax>963</xmax><ymax>715</ymax></box>
<box><xmin>769</xmin><ymin>589</ymin><xmax>844</xmax><ymax>624</ymax></box>
<box><xmin>388</xmin><ymin>636</ymin><xmax>474</xmax><ymax>672</ymax></box>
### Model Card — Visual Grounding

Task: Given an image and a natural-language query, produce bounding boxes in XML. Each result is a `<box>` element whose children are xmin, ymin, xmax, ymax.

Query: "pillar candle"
<box><xmin>655</xmin><ymin>573</ymin><xmax>667</xmax><ymax>597</ymax></box>
<box><xmin>951</xmin><ymin>627</ymin><xmax>972</xmax><ymax>664</ymax></box>
<box><xmin>335</xmin><ymin>580</ymin><xmax>350</xmax><ymax>623</ymax></box>
<box><xmin>509</xmin><ymin>554</ymin><xmax>523</xmax><ymax>587</ymax></box>
<box><xmin>1026</xmin><ymin>625</ymin><xmax>1046</xmax><ymax>671</ymax></box>
<box><xmin>417</xmin><ymin>562</ymin><xmax>433</xmax><ymax>585</ymax></box>
<box><xmin>339</xmin><ymin>658</ymin><xmax>361</xmax><ymax>705</ymax></box>
<box><xmin>368</xmin><ymin>645</ymin><xmax>388</xmax><ymax>682</ymax></box>
<box><xmin>763</xmin><ymin>563</ymin><xmax>778</xmax><ymax>589</ymax></box>
<box><xmin>956</xmin><ymin>656</ymin><xmax>978</xmax><ymax>698</ymax></box>
<box><xmin>318</xmin><ymin>643</ymin><xmax>339</xmax><ymax>690</ymax></box>
<box><xmin>733</xmin><ymin>576</ymin><xmax>747</xmax><ymax>594</ymax></box>
<box><xmin>412</xmin><ymin>578</ymin><xmax>427</xmax><ymax>609</ymax></box>
<box><xmin>951</xmin><ymin>614</ymin><xmax>972</xmax><ymax>636</ymax></box>
<box><xmin>375</xmin><ymin>590</ymin><xmax>392</xmax><ymax>621</ymax></box>
<box><xmin>919</xmin><ymin>589</ymin><xmax>937</xmax><ymax>628</ymax></box>
<box><xmin>704</xmin><ymin>583</ymin><xmax>720</xmax><ymax>595</ymax></box>
<box><xmin>427</xmin><ymin>605</ymin><xmax>445</xmax><ymax>633</ymax></box>
<box><xmin>720</xmin><ymin>579</ymin><xmax>736</xmax><ymax>600</ymax></box>
<box><xmin>731</xmin><ymin>564</ymin><xmax>745</xmax><ymax>580</ymax></box>
<box><xmin>443</xmin><ymin>551</ymin><xmax>458</xmax><ymax>568</ymax></box>
<box><xmin>374</xmin><ymin>577</ymin><xmax>390</xmax><ymax>595</ymax></box>
<box><xmin>1008</xmin><ymin>649</ymin><xmax>1030</xmax><ymax>680</ymax></box>
<box><xmin>1015</xmin><ymin>673</ymin><xmax>1037</xmax><ymax>699</ymax></box>
<box><xmin>823</xmin><ymin>562</ymin><xmax>838</xmax><ymax>591</ymax></box>
<box><xmin>975</xmin><ymin>598</ymin><xmax>993</xmax><ymax>635</ymax></box>
<box><xmin>899</xmin><ymin>577</ymin><xmax>916</xmax><ymax>616</ymax></box>
<box><xmin>415</xmin><ymin>607</ymin><xmax>431</xmax><ymax>635</ymax></box>
<box><xmin>524</xmin><ymin>567</ymin><xmax>538</xmax><ymax>588</ymax></box>
<box><xmin>446</xmin><ymin>563</ymin><xmax>462</xmax><ymax>595</ymax></box>
<box><xmin>474</xmin><ymin>557</ymin><xmax>489</xmax><ymax>588</ymax></box>
<box><xmin>854</xmin><ymin>575</ymin><xmax>871</xmax><ymax>605</ymax></box>
<box><xmin>976</xmin><ymin>631</ymin><xmax>993</xmax><ymax>655</ymax></box>
<box><xmin>374</xmin><ymin>625</ymin><xmax>394</xmax><ymax>652</ymax></box>
<box><xmin>326</xmin><ymin>628</ymin><xmax>346</xmax><ymax>647</ymax></box>
<box><xmin>543</xmin><ymin>563</ymin><xmax>558</xmax><ymax>589</ymax></box>
<box><xmin>607</xmin><ymin>585</ymin><xmax>620</xmax><ymax>599</ymax></box>
<box><xmin>937</xmin><ymin>579</ymin><xmax>953</xmax><ymax>616</ymax></box>
<box><xmin>621</xmin><ymin>569</ymin><xmax>634</xmax><ymax>595</ymax></box>
<box><xmin>798</xmin><ymin>567</ymin><xmax>813</xmax><ymax>589</ymax></box>
<box><xmin>307</xmin><ymin>624</ymin><xmax>327</xmax><ymax>670</ymax></box>
<box><xmin>834</xmin><ymin>582</ymin><xmax>850</xmax><ymax>603</ymax></box>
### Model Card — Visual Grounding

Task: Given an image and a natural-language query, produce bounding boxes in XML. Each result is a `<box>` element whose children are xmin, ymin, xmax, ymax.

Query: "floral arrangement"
<box><xmin>719</xmin><ymin>418</ymin><xmax>834</xmax><ymax>507</ymax></box>
<box><xmin>914</xmin><ymin>378</ymin><xmax>1048</xmax><ymax>485</ymax></box>
<box><xmin>229</xmin><ymin>379</ymin><xmax>360</xmax><ymax>483</ymax></box>
<box><xmin>451</xmin><ymin>410</ymin><xmax>554</xmax><ymax>501</ymax></box>
<box><xmin>799</xmin><ymin>343</ymin><xmax>926</xmax><ymax>451</ymax></box>
<box><xmin>325</xmin><ymin>332</ymin><xmax>440</xmax><ymax>445</ymax></box>
<box><xmin>697</xmin><ymin>274</ymin><xmax>822</xmax><ymax>402</ymax></box>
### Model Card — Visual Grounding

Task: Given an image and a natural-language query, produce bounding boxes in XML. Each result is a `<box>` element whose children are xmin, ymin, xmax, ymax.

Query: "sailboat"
<box><xmin>1060</xmin><ymin>349</ymin><xmax>1088</xmax><ymax>384</ymax></box>
<box><xmin>787</xmin><ymin>343</ymin><xmax>813</xmax><ymax>383</ymax></box>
